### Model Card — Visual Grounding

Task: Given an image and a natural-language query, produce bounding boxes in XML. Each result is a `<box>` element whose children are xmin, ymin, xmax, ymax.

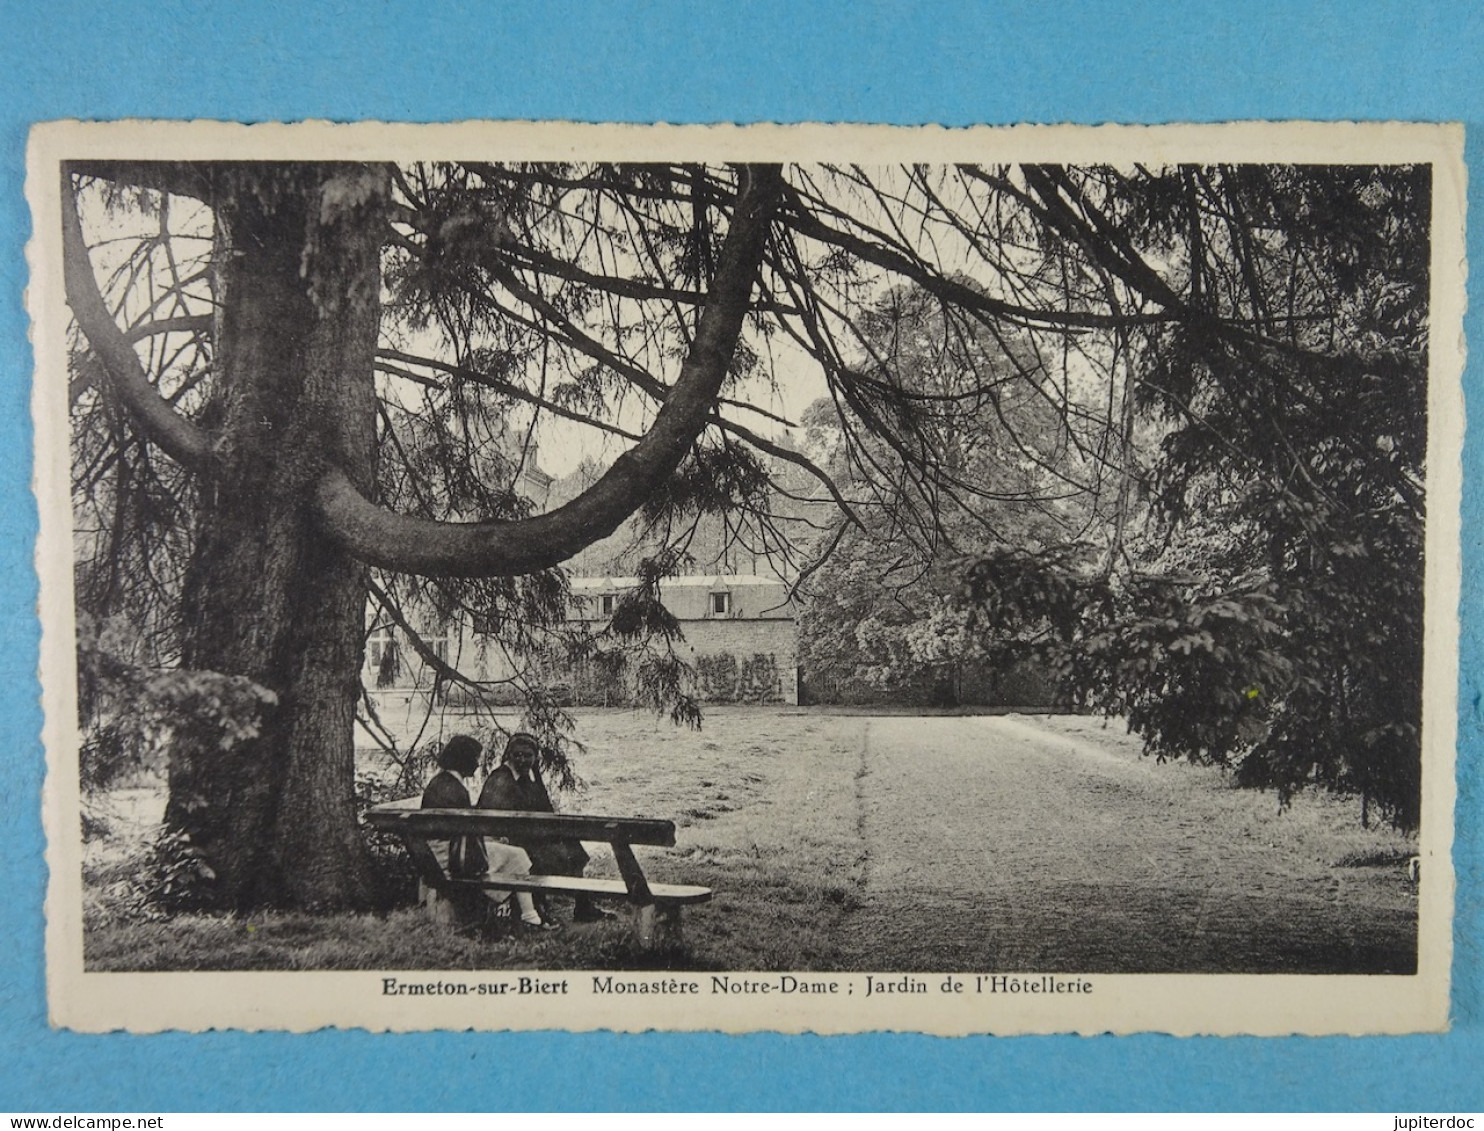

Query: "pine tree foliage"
<box><xmin>62</xmin><ymin>159</ymin><xmax>1432</xmax><ymax>908</ymax></box>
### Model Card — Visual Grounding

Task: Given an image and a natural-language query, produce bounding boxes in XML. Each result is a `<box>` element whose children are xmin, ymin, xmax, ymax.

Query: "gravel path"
<box><xmin>836</xmin><ymin>714</ymin><xmax>1417</xmax><ymax>973</ymax></box>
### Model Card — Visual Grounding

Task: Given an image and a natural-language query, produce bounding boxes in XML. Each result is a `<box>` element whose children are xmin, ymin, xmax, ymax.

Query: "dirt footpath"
<box><xmin>836</xmin><ymin>714</ymin><xmax>1418</xmax><ymax>974</ymax></box>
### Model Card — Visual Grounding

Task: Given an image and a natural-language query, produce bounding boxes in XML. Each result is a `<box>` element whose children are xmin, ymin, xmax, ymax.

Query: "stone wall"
<box><xmin>676</xmin><ymin>616</ymin><xmax>798</xmax><ymax>704</ymax></box>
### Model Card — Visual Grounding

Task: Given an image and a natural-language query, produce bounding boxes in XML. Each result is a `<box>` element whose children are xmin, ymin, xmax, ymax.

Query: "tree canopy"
<box><xmin>63</xmin><ymin>158</ymin><xmax>1432</xmax><ymax>908</ymax></box>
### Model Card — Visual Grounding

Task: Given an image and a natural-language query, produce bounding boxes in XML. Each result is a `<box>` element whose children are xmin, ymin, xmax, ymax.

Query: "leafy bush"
<box><xmin>77</xmin><ymin>611</ymin><xmax>277</xmax><ymax>796</ymax></box>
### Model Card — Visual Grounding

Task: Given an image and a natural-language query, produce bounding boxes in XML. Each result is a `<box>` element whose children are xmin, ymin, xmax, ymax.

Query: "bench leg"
<box><xmin>419</xmin><ymin>880</ymin><xmax>463</xmax><ymax>928</ymax></box>
<box><xmin>419</xmin><ymin>880</ymin><xmax>510</xmax><ymax>932</ymax></box>
<box><xmin>628</xmin><ymin>902</ymin><xmax>683</xmax><ymax>954</ymax></box>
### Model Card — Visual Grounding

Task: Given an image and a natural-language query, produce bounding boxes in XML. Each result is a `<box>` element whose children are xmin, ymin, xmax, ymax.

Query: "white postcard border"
<box><xmin>29</xmin><ymin>119</ymin><xmax>1465</xmax><ymax>1036</ymax></box>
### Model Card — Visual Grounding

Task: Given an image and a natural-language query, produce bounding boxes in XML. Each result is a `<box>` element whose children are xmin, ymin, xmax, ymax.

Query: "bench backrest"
<box><xmin>364</xmin><ymin>801</ymin><xmax>677</xmax><ymax>848</ymax></box>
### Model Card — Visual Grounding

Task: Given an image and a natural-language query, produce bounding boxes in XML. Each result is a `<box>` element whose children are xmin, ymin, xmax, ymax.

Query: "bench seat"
<box><xmin>456</xmin><ymin>872</ymin><xmax>713</xmax><ymax>904</ymax></box>
<box><xmin>366</xmin><ymin>798</ymin><xmax>711</xmax><ymax>951</ymax></box>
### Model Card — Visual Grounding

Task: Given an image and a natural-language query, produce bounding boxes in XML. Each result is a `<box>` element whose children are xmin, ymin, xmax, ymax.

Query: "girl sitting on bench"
<box><xmin>478</xmin><ymin>732</ymin><xmax>616</xmax><ymax>924</ymax></box>
<box><xmin>421</xmin><ymin>735</ymin><xmax>558</xmax><ymax>932</ymax></box>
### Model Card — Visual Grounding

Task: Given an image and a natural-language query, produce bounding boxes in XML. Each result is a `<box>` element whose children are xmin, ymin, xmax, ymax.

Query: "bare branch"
<box><xmin>61</xmin><ymin>174</ymin><xmax>214</xmax><ymax>471</ymax></box>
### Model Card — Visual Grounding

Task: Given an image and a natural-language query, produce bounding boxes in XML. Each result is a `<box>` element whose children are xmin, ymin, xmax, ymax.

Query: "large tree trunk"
<box><xmin>164</xmin><ymin>165</ymin><xmax>387</xmax><ymax>910</ymax></box>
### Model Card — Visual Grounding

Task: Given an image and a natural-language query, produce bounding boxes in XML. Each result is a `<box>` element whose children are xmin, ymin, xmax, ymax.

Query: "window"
<box><xmin>601</xmin><ymin>594</ymin><xmax>616</xmax><ymax>616</ymax></box>
<box><xmin>367</xmin><ymin>626</ymin><xmax>394</xmax><ymax>669</ymax></box>
<box><xmin>367</xmin><ymin>626</ymin><xmax>400</xmax><ymax>688</ymax></box>
<box><xmin>425</xmin><ymin>631</ymin><xmax>452</xmax><ymax>704</ymax></box>
<box><xmin>711</xmin><ymin>591</ymin><xmax>731</xmax><ymax>616</ymax></box>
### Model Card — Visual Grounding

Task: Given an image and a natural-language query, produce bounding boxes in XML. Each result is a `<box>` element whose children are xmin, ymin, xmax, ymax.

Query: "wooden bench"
<box><xmin>364</xmin><ymin>800</ymin><xmax>712</xmax><ymax>952</ymax></box>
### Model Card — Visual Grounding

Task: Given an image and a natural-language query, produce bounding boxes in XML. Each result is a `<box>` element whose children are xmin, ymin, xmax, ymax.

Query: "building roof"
<box><xmin>568</xmin><ymin>573</ymin><xmax>796</xmax><ymax>622</ymax></box>
<box><xmin>569</xmin><ymin>574</ymin><xmax>788</xmax><ymax>591</ymax></box>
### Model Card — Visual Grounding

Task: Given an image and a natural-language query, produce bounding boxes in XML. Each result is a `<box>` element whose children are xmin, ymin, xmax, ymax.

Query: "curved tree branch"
<box><xmin>781</xmin><ymin>180</ymin><xmax>1165</xmax><ymax>333</ymax></box>
<box><xmin>123</xmin><ymin>314</ymin><xmax>212</xmax><ymax>344</ymax></box>
<box><xmin>316</xmin><ymin>164</ymin><xmax>785</xmax><ymax>577</ymax></box>
<box><xmin>366</xmin><ymin>577</ymin><xmax>490</xmax><ymax>693</ymax></box>
<box><xmin>61</xmin><ymin>173</ymin><xmax>215</xmax><ymax>471</ymax></box>
<box><xmin>710</xmin><ymin>415</ymin><xmax>866</xmax><ymax>531</ymax></box>
<box><xmin>374</xmin><ymin>348</ymin><xmax>645</xmax><ymax>442</ymax></box>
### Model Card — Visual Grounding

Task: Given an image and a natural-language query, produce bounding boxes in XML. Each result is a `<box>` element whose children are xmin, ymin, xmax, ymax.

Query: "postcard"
<box><xmin>29</xmin><ymin>119</ymin><xmax>1463</xmax><ymax>1034</ymax></box>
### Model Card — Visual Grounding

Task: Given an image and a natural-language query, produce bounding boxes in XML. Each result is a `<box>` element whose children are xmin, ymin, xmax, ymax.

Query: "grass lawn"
<box><xmin>82</xmin><ymin>707</ymin><xmax>1417</xmax><ymax>973</ymax></box>
<box><xmin>85</xmin><ymin>707</ymin><xmax>868</xmax><ymax>971</ymax></box>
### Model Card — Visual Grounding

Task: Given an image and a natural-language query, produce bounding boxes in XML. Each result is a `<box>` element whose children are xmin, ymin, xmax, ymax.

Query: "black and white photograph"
<box><xmin>31</xmin><ymin>121</ymin><xmax>1462</xmax><ymax>1035</ymax></box>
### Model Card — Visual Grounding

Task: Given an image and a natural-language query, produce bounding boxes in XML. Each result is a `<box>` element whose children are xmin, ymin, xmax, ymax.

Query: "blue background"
<box><xmin>1</xmin><ymin>0</ymin><xmax>1481</xmax><ymax>1112</ymax></box>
